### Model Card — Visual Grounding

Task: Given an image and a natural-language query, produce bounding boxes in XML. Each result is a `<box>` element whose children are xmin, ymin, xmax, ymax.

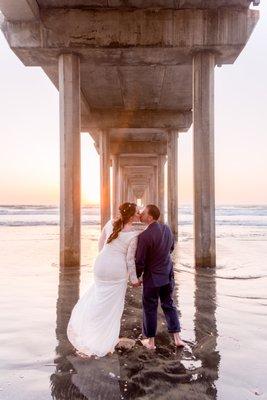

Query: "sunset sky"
<box><xmin>0</xmin><ymin>4</ymin><xmax>266</xmax><ymax>206</ymax></box>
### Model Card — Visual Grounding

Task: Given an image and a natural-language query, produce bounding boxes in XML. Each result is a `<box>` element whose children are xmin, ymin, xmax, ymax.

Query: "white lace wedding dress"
<box><xmin>67</xmin><ymin>220</ymin><xmax>140</xmax><ymax>357</ymax></box>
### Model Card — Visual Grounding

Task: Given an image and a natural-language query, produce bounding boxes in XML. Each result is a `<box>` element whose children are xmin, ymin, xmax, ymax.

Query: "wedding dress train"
<box><xmin>67</xmin><ymin>220</ymin><xmax>140</xmax><ymax>357</ymax></box>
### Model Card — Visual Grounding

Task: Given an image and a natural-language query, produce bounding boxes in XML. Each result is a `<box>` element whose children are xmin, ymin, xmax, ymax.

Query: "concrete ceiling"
<box><xmin>36</xmin><ymin>1</ymin><xmax>256</xmax><ymax>10</ymax></box>
<box><xmin>0</xmin><ymin>0</ymin><xmax>260</xmax><ymax>148</ymax></box>
<box><xmin>81</xmin><ymin>65</ymin><xmax>191</xmax><ymax>111</ymax></box>
<box><xmin>110</xmin><ymin>129</ymin><xmax>166</xmax><ymax>141</ymax></box>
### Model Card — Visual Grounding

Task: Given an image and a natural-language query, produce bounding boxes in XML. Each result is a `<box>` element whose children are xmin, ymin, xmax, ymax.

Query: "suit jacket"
<box><xmin>135</xmin><ymin>221</ymin><xmax>175</xmax><ymax>287</ymax></box>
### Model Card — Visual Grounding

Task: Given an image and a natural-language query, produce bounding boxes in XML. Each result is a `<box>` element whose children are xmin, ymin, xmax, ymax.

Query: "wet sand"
<box><xmin>0</xmin><ymin>223</ymin><xmax>266</xmax><ymax>399</ymax></box>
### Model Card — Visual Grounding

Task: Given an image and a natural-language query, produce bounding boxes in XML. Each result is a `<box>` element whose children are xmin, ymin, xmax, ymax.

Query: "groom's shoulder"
<box><xmin>157</xmin><ymin>222</ymin><xmax>173</xmax><ymax>238</ymax></box>
<box><xmin>136</xmin><ymin>224</ymin><xmax>150</xmax><ymax>239</ymax></box>
<box><xmin>162</xmin><ymin>222</ymin><xmax>172</xmax><ymax>232</ymax></box>
<box><xmin>162</xmin><ymin>223</ymin><xmax>174</xmax><ymax>236</ymax></box>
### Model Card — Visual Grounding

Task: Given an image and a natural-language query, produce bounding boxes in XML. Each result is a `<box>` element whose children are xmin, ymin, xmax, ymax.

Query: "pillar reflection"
<box><xmin>193</xmin><ymin>268</ymin><xmax>220</xmax><ymax>399</ymax></box>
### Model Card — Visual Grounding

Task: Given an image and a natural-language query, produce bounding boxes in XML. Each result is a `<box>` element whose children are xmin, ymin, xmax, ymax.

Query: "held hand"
<box><xmin>132</xmin><ymin>279</ymin><xmax>142</xmax><ymax>288</ymax></box>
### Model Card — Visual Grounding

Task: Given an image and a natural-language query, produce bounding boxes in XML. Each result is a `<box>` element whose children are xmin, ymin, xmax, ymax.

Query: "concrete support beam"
<box><xmin>167</xmin><ymin>130</ymin><xmax>178</xmax><ymax>238</ymax></box>
<box><xmin>158</xmin><ymin>155</ymin><xmax>166</xmax><ymax>222</ymax></box>
<box><xmin>82</xmin><ymin>109</ymin><xmax>191</xmax><ymax>131</ymax></box>
<box><xmin>2</xmin><ymin>8</ymin><xmax>259</xmax><ymax>66</ymax></box>
<box><xmin>99</xmin><ymin>130</ymin><xmax>111</xmax><ymax>228</ymax></box>
<box><xmin>153</xmin><ymin>164</ymin><xmax>158</xmax><ymax>205</ymax></box>
<box><xmin>119</xmin><ymin>156</ymin><xmax>158</xmax><ymax>167</ymax></box>
<box><xmin>0</xmin><ymin>0</ymin><xmax>39</xmax><ymax>21</ymax></box>
<box><xmin>110</xmin><ymin>140</ymin><xmax>167</xmax><ymax>156</ymax></box>
<box><xmin>193</xmin><ymin>51</ymin><xmax>216</xmax><ymax>267</ymax></box>
<box><xmin>59</xmin><ymin>53</ymin><xmax>81</xmax><ymax>267</ymax></box>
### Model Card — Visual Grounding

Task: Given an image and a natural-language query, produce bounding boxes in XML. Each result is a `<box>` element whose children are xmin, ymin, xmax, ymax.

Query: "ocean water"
<box><xmin>0</xmin><ymin>204</ymin><xmax>266</xmax><ymax>400</ymax></box>
<box><xmin>1</xmin><ymin>203</ymin><xmax>267</xmax><ymax>230</ymax></box>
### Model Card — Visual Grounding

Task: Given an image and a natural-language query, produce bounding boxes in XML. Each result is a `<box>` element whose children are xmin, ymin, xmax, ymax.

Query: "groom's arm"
<box><xmin>135</xmin><ymin>234</ymin><xmax>148</xmax><ymax>279</ymax></box>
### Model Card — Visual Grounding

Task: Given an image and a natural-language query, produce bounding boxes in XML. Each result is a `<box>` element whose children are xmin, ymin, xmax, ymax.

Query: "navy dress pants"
<box><xmin>142</xmin><ymin>279</ymin><xmax>181</xmax><ymax>338</ymax></box>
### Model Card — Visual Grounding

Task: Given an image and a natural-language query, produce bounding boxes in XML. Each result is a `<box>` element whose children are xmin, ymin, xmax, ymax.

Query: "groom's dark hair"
<box><xmin>147</xmin><ymin>204</ymin><xmax>160</xmax><ymax>221</ymax></box>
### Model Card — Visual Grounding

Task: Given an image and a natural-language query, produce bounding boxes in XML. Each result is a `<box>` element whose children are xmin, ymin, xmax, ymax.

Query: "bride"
<box><xmin>67</xmin><ymin>202</ymin><xmax>142</xmax><ymax>358</ymax></box>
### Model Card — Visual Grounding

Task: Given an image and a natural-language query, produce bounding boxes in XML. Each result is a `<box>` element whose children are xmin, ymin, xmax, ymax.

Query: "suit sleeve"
<box><xmin>135</xmin><ymin>233</ymin><xmax>148</xmax><ymax>278</ymax></box>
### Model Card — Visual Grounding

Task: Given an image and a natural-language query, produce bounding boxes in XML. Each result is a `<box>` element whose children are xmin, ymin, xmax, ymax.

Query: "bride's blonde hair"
<box><xmin>107</xmin><ymin>202</ymin><xmax>137</xmax><ymax>244</ymax></box>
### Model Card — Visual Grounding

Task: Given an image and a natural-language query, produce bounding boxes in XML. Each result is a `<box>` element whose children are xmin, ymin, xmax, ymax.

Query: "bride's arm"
<box><xmin>126</xmin><ymin>236</ymin><xmax>139</xmax><ymax>285</ymax></box>
<box><xmin>98</xmin><ymin>219</ymin><xmax>112</xmax><ymax>252</ymax></box>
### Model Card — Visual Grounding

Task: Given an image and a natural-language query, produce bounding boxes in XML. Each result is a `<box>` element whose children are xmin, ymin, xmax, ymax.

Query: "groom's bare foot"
<box><xmin>173</xmin><ymin>332</ymin><xmax>186</xmax><ymax>347</ymax></box>
<box><xmin>141</xmin><ymin>338</ymin><xmax>156</xmax><ymax>350</ymax></box>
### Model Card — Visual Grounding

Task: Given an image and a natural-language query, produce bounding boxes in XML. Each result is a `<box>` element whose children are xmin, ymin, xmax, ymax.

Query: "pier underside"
<box><xmin>0</xmin><ymin>0</ymin><xmax>259</xmax><ymax>266</ymax></box>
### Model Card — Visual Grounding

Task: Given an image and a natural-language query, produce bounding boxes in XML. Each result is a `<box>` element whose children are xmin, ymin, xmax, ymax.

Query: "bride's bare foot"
<box><xmin>76</xmin><ymin>350</ymin><xmax>91</xmax><ymax>358</ymax></box>
<box><xmin>141</xmin><ymin>338</ymin><xmax>156</xmax><ymax>350</ymax></box>
<box><xmin>173</xmin><ymin>332</ymin><xmax>186</xmax><ymax>347</ymax></box>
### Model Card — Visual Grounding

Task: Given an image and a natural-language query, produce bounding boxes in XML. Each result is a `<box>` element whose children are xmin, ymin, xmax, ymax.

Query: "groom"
<box><xmin>134</xmin><ymin>204</ymin><xmax>185</xmax><ymax>349</ymax></box>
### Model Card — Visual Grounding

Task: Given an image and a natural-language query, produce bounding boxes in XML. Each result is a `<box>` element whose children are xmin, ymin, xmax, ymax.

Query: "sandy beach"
<box><xmin>0</xmin><ymin>0</ymin><xmax>266</xmax><ymax>397</ymax></box>
<box><xmin>0</xmin><ymin>205</ymin><xmax>267</xmax><ymax>399</ymax></box>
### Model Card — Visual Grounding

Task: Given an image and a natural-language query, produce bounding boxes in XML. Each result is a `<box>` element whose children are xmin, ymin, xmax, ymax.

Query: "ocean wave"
<box><xmin>1</xmin><ymin>220</ymin><xmax>267</xmax><ymax>229</ymax></box>
<box><xmin>0</xmin><ymin>220</ymin><xmax>100</xmax><ymax>227</ymax></box>
<box><xmin>176</xmin><ymin>266</ymin><xmax>267</xmax><ymax>281</ymax></box>
<box><xmin>0</xmin><ymin>204</ymin><xmax>266</xmax><ymax>213</ymax></box>
<box><xmin>0</xmin><ymin>207</ymin><xmax>99</xmax><ymax>216</ymax></box>
<box><xmin>0</xmin><ymin>205</ymin><xmax>267</xmax><ymax>228</ymax></box>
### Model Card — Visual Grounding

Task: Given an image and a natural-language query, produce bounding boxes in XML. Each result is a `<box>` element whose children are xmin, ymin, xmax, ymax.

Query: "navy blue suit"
<box><xmin>135</xmin><ymin>221</ymin><xmax>180</xmax><ymax>338</ymax></box>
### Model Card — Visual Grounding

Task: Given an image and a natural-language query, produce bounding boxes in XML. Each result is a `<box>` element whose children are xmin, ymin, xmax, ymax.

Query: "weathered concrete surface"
<box><xmin>0</xmin><ymin>0</ymin><xmax>39</xmax><ymax>21</ymax></box>
<box><xmin>0</xmin><ymin>2</ymin><xmax>258</xmax><ymax>141</ymax></box>
<box><xmin>35</xmin><ymin>0</ymin><xmax>258</xmax><ymax>9</ymax></box>
<box><xmin>1</xmin><ymin>8</ymin><xmax>259</xmax><ymax>65</ymax></box>
<box><xmin>158</xmin><ymin>155</ymin><xmax>166</xmax><ymax>221</ymax></box>
<box><xmin>82</xmin><ymin>109</ymin><xmax>192</xmax><ymax>130</ymax></box>
<box><xmin>59</xmin><ymin>53</ymin><xmax>81</xmax><ymax>267</ymax></box>
<box><xmin>167</xmin><ymin>130</ymin><xmax>179</xmax><ymax>237</ymax></box>
<box><xmin>193</xmin><ymin>52</ymin><xmax>216</xmax><ymax>267</ymax></box>
<box><xmin>110</xmin><ymin>141</ymin><xmax>167</xmax><ymax>156</ymax></box>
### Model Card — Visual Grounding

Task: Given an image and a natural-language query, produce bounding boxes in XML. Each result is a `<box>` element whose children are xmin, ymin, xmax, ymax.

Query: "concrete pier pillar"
<box><xmin>167</xmin><ymin>130</ymin><xmax>178</xmax><ymax>238</ymax></box>
<box><xmin>153</xmin><ymin>164</ymin><xmax>158</xmax><ymax>204</ymax></box>
<box><xmin>158</xmin><ymin>155</ymin><xmax>166</xmax><ymax>222</ymax></box>
<box><xmin>193</xmin><ymin>51</ymin><xmax>216</xmax><ymax>267</ymax></box>
<box><xmin>112</xmin><ymin>155</ymin><xmax>119</xmax><ymax>218</ymax></box>
<box><xmin>99</xmin><ymin>130</ymin><xmax>111</xmax><ymax>228</ymax></box>
<box><xmin>121</xmin><ymin>168</ymin><xmax>127</xmax><ymax>204</ymax></box>
<box><xmin>59</xmin><ymin>53</ymin><xmax>81</xmax><ymax>267</ymax></box>
<box><xmin>120</xmin><ymin>173</ymin><xmax>124</xmax><ymax>204</ymax></box>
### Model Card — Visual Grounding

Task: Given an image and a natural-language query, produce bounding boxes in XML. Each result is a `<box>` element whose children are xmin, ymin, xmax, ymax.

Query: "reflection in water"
<box><xmin>50</xmin><ymin>267</ymin><xmax>122</xmax><ymax>400</ymax></box>
<box><xmin>193</xmin><ymin>268</ymin><xmax>220</xmax><ymax>399</ymax></box>
<box><xmin>50</xmin><ymin>266</ymin><xmax>83</xmax><ymax>399</ymax></box>
<box><xmin>50</xmin><ymin>261</ymin><xmax>221</xmax><ymax>399</ymax></box>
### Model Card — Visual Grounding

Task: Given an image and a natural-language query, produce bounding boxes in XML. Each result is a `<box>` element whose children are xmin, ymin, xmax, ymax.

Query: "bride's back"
<box><xmin>94</xmin><ymin>220</ymin><xmax>140</xmax><ymax>282</ymax></box>
<box><xmin>99</xmin><ymin>219</ymin><xmax>141</xmax><ymax>255</ymax></box>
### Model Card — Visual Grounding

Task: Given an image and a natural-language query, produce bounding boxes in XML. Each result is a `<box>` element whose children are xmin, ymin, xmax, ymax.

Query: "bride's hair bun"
<box><xmin>119</xmin><ymin>202</ymin><xmax>136</xmax><ymax>217</ymax></box>
<box><xmin>107</xmin><ymin>202</ymin><xmax>137</xmax><ymax>244</ymax></box>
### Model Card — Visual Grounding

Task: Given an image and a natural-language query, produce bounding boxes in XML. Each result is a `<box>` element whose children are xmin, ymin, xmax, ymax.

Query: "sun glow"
<box><xmin>81</xmin><ymin>133</ymin><xmax>100</xmax><ymax>206</ymax></box>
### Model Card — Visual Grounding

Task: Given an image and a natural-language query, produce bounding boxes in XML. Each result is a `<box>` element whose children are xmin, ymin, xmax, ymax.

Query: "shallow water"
<box><xmin>0</xmin><ymin>206</ymin><xmax>266</xmax><ymax>399</ymax></box>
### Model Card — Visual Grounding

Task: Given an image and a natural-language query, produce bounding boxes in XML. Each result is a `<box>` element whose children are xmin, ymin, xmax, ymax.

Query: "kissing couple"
<box><xmin>67</xmin><ymin>202</ymin><xmax>185</xmax><ymax>357</ymax></box>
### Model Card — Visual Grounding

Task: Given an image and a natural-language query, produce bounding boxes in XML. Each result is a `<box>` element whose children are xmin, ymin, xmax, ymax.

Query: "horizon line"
<box><xmin>0</xmin><ymin>203</ymin><xmax>266</xmax><ymax>207</ymax></box>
